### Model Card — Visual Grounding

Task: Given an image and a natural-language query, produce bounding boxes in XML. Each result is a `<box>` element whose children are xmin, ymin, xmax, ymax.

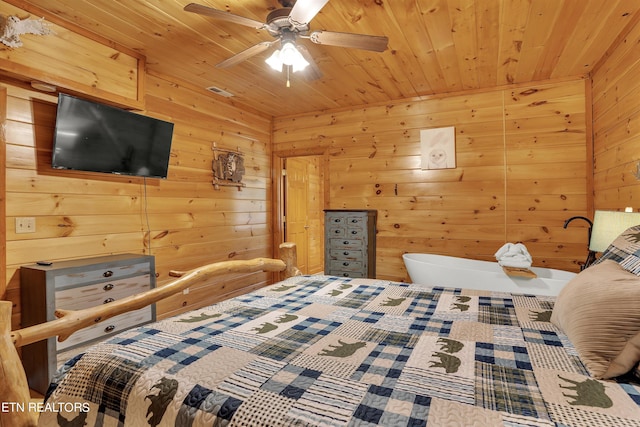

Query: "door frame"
<box><xmin>272</xmin><ymin>147</ymin><xmax>329</xmax><ymax>261</ymax></box>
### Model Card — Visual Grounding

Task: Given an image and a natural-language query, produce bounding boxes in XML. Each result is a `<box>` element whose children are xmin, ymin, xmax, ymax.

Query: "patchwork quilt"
<box><xmin>41</xmin><ymin>275</ymin><xmax>640</xmax><ymax>426</ymax></box>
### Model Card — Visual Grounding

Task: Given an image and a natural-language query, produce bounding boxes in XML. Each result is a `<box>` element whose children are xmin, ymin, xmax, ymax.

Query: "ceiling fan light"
<box><xmin>280</xmin><ymin>41</ymin><xmax>298</xmax><ymax>66</ymax></box>
<box><xmin>279</xmin><ymin>41</ymin><xmax>309</xmax><ymax>72</ymax></box>
<box><xmin>265</xmin><ymin>49</ymin><xmax>283</xmax><ymax>71</ymax></box>
<box><xmin>292</xmin><ymin>55</ymin><xmax>309</xmax><ymax>72</ymax></box>
<box><xmin>266</xmin><ymin>42</ymin><xmax>309</xmax><ymax>74</ymax></box>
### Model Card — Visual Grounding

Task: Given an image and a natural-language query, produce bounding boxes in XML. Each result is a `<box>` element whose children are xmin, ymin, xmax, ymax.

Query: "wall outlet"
<box><xmin>15</xmin><ymin>217</ymin><xmax>36</xmax><ymax>234</ymax></box>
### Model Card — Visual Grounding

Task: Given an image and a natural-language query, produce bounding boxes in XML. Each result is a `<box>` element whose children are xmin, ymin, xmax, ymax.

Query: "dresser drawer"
<box><xmin>343</xmin><ymin>227</ymin><xmax>366</xmax><ymax>238</ymax></box>
<box><xmin>327</xmin><ymin>215</ymin><xmax>347</xmax><ymax>226</ymax></box>
<box><xmin>329</xmin><ymin>270</ymin><xmax>363</xmax><ymax>278</ymax></box>
<box><xmin>53</xmin><ymin>261</ymin><xmax>151</xmax><ymax>289</ymax></box>
<box><xmin>345</xmin><ymin>215</ymin><xmax>367</xmax><ymax>229</ymax></box>
<box><xmin>329</xmin><ymin>249</ymin><xmax>363</xmax><ymax>261</ymax></box>
<box><xmin>329</xmin><ymin>260</ymin><xmax>363</xmax><ymax>272</ymax></box>
<box><xmin>56</xmin><ymin>274</ymin><xmax>152</xmax><ymax>310</ymax></box>
<box><xmin>329</xmin><ymin>238</ymin><xmax>366</xmax><ymax>250</ymax></box>
<box><xmin>327</xmin><ymin>225</ymin><xmax>346</xmax><ymax>237</ymax></box>
<box><xmin>57</xmin><ymin>307</ymin><xmax>153</xmax><ymax>351</ymax></box>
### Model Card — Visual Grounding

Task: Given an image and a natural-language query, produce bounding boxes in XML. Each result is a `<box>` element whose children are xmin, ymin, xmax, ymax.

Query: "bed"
<box><xmin>4</xmin><ymin>236</ymin><xmax>640</xmax><ymax>427</ymax></box>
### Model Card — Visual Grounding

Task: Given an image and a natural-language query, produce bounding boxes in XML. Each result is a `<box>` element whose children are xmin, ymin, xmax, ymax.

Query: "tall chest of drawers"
<box><xmin>20</xmin><ymin>254</ymin><xmax>156</xmax><ymax>394</ymax></box>
<box><xmin>324</xmin><ymin>210</ymin><xmax>377</xmax><ymax>278</ymax></box>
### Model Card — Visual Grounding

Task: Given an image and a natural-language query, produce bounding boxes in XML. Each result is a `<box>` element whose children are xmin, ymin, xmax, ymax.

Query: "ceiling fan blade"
<box><xmin>309</xmin><ymin>31</ymin><xmax>388</xmax><ymax>52</ymax></box>
<box><xmin>216</xmin><ymin>41</ymin><xmax>277</xmax><ymax>69</ymax></box>
<box><xmin>288</xmin><ymin>0</ymin><xmax>329</xmax><ymax>27</ymax></box>
<box><xmin>296</xmin><ymin>45</ymin><xmax>323</xmax><ymax>81</ymax></box>
<box><xmin>184</xmin><ymin>3</ymin><xmax>266</xmax><ymax>29</ymax></box>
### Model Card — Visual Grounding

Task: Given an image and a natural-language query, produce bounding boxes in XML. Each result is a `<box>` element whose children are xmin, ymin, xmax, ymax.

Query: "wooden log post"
<box><xmin>0</xmin><ymin>301</ymin><xmax>37</xmax><ymax>427</ymax></box>
<box><xmin>279</xmin><ymin>242</ymin><xmax>302</xmax><ymax>279</ymax></box>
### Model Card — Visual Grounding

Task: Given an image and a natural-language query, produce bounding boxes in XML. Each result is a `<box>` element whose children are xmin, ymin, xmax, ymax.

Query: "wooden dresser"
<box><xmin>324</xmin><ymin>210</ymin><xmax>377</xmax><ymax>278</ymax></box>
<box><xmin>20</xmin><ymin>254</ymin><xmax>156</xmax><ymax>394</ymax></box>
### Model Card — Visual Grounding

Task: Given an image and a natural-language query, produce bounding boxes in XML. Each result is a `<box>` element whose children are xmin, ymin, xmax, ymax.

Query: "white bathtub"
<box><xmin>402</xmin><ymin>253</ymin><xmax>577</xmax><ymax>296</ymax></box>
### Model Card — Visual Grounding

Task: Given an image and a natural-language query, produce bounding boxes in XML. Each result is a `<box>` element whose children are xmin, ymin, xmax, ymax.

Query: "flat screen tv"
<box><xmin>52</xmin><ymin>93</ymin><xmax>174</xmax><ymax>179</ymax></box>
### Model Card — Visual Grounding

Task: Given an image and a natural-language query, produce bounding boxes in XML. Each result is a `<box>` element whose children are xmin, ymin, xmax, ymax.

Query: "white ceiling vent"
<box><xmin>206</xmin><ymin>86</ymin><xmax>234</xmax><ymax>97</ymax></box>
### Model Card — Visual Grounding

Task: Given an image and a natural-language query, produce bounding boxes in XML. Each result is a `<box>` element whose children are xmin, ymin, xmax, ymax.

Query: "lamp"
<box><xmin>564</xmin><ymin>209</ymin><xmax>640</xmax><ymax>270</ymax></box>
<box><xmin>589</xmin><ymin>210</ymin><xmax>640</xmax><ymax>252</ymax></box>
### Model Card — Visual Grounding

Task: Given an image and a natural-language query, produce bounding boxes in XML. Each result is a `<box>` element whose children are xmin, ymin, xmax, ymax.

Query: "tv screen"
<box><xmin>52</xmin><ymin>94</ymin><xmax>174</xmax><ymax>179</ymax></box>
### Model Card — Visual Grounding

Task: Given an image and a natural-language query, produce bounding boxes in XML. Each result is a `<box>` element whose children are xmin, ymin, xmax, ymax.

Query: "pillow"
<box><xmin>620</xmin><ymin>250</ymin><xmax>640</xmax><ymax>275</ymax></box>
<box><xmin>550</xmin><ymin>260</ymin><xmax>640</xmax><ymax>379</ymax></box>
<box><xmin>594</xmin><ymin>225</ymin><xmax>640</xmax><ymax>276</ymax></box>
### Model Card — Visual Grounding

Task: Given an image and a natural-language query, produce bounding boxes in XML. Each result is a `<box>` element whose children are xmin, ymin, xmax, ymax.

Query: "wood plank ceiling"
<box><xmin>16</xmin><ymin>0</ymin><xmax>640</xmax><ymax>117</ymax></box>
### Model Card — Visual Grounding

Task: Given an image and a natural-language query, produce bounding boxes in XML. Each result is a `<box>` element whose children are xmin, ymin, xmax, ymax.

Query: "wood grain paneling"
<box><xmin>0</xmin><ymin>86</ymin><xmax>6</xmax><ymax>299</ymax></box>
<box><xmin>0</xmin><ymin>1</ymin><xmax>145</xmax><ymax>109</ymax></box>
<box><xmin>4</xmin><ymin>70</ymin><xmax>273</xmax><ymax>328</ymax></box>
<box><xmin>274</xmin><ymin>79</ymin><xmax>589</xmax><ymax>281</ymax></box>
<box><xmin>2</xmin><ymin>0</ymin><xmax>638</xmax><ymax>335</ymax></box>
<box><xmin>592</xmin><ymin>18</ymin><xmax>640</xmax><ymax>211</ymax></box>
<box><xmin>12</xmin><ymin>0</ymin><xmax>640</xmax><ymax>117</ymax></box>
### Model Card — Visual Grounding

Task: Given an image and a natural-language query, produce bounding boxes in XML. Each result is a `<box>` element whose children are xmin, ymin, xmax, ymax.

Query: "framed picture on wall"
<box><xmin>420</xmin><ymin>126</ymin><xmax>456</xmax><ymax>170</ymax></box>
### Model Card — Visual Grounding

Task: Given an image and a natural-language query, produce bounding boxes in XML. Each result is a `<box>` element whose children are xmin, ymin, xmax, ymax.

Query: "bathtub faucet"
<box><xmin>563</xmin><ymin>215</ymin><xmax>595</xmax><ymax>270</ymax></box>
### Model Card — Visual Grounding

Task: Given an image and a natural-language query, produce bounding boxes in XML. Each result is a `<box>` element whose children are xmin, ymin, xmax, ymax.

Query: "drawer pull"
<box><xmin>343</xmin><ymin>241</ymin><xmax>349</xmax><ymax>245</ymax></box>
<box><xmin>104</xmin><ymin>325</ymin><xmax>116</xmax><ymax>333</ymax></box>
<box><xmin>351</xmin><ymin>219</ymin><xmax>358</xmax><ymax>223</ymax></box>
<box><xmin>342</xmin><ymin>273</ymin><xmax>350</xmax><ymax>277</ymax></box>
<box><xmin>343</xmin><ymin>251</ymin><xmax>349</xmax><ymax>256</ymax></box>
<box><xmin>351</xmin><ymin>231</ymin><xmax>358</xmax><ymax>235</ymax></box>
<box><xmin>103</xmin><ymin>283</ymin><xmax>114</xmax><ymax>291</ymax></box>
<box><xmin>334</xmin><ymin>230</ymin><xmax>341</xmax><ymax>234</ymax></box>
<box><xmin>103</xmin><ymin>270</ymin><xmax>113</xmax><ymax>278</ymax></box>
<box><xmin>333</xmin><ymin>219</ymin><xmax>341</xmax><ymax>223</ymax></box>
<box><xmin>103</xmin><ymin>298</ymin><xmax>115</xmax><ymax>304</ymax></box>
<box><xmin>343</xmin><ymin>262</ymin><xmax>349</xmax><ymax>266</ymax></box>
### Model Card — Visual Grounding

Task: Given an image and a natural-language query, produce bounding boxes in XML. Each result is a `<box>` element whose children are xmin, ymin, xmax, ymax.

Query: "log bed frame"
<box><xmin>0</xmin><ymin>242</ymin><xmax>300</xmax><ymax>427</ymax></box>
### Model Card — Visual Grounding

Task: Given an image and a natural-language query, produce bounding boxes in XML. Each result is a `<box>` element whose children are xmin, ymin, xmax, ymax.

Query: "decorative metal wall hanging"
<box><xmin>212</xmin><ymin>142</ymin><xmax>246</xmax><ymax>190</ymax></box>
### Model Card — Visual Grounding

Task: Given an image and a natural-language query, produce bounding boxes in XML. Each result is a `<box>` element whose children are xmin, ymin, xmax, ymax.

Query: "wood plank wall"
<box><xmin>0</xmin><ymin>87</ymin><xmax>6</xmax><ymax>299</ymax></box>
<box><xmin>0</xmin><ymin>1</ymin><xmax>145</xmax><ymax>109</ymax></box>
<box><xmin>592</xmin><ymin>18</ymin><xmax>640</xmax><ymax>210</ymax></box>
<box><xmin>4</xmin><ymin>73</ymin><xmax>273</xmax><ymax>329</ymax></box>
<box><xmin>273</xmin><ymin>79</ymin><xmax>589</xmax><ymax>281</ymax></box>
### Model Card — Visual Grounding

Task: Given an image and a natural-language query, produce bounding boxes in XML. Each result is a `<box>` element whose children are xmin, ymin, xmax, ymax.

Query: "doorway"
<box><xmin>278</xmin><ymin>154</ymin><xmax>325</xmax><ymax>274</ymax></box>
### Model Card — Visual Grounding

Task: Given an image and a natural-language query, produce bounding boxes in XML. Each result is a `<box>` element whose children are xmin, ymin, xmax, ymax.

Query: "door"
<box><xmin>283</xmin><ymin>156</ymin><xmax>324</xmax><ymax>274</ymax></box>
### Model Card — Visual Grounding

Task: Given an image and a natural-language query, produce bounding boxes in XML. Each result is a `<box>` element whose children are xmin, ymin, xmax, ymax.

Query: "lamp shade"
<box><xmin>280</xmin><ymin>41</ymin><xmax>299</xmax><ymax>65</ymax></box>
<box><xmin>265</xmin><ymin>50</ymin><xmax>283</xmax><ymax>71</ymax></box>
<box><xmin>589</xmin><ymin>210</ymin><xmax>640</xmax><ymax>252</ymax></box>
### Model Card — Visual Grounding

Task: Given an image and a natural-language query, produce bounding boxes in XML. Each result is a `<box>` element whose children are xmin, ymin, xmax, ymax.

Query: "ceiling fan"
<box><xmin>184</xmin><ymin>0</ymin><xmax>389</xmax><ymax>84</ymax></box>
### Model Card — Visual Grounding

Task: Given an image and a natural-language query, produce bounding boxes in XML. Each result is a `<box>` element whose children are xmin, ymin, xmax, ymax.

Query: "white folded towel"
<box><xmin>495</xmin><ymin>243</ymin><xmax>532</xmax><ymax>268</ymax></box>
